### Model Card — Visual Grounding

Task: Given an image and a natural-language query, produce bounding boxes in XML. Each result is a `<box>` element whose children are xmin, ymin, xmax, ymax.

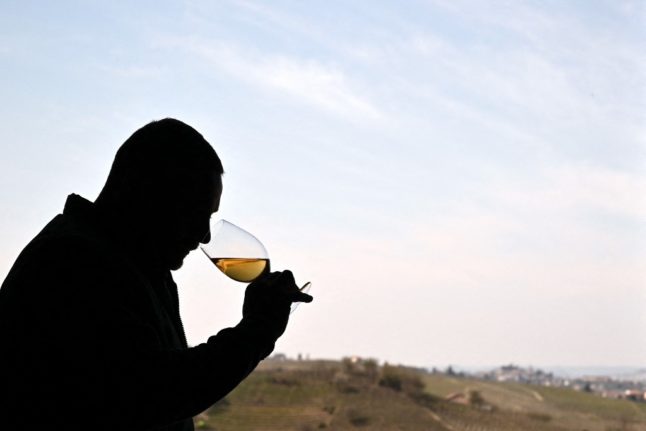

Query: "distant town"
<box><xmin>463</xmin><ymin>364</ymin><xmax>646</xmax><ymax>402</ymax></box>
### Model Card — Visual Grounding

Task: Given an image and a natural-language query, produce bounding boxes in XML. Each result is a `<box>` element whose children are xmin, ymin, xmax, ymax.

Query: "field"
<box><xmin>194</xmin><ymin>359</ymin><xmax>646</xmax><ymax>431</ymax></box>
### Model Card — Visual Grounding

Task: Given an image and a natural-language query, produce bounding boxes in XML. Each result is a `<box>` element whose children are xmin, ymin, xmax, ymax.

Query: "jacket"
<box><xmin>0</xmin><ymin>194</ymin><xmax>276</xmax><ymax>430</ymax></box>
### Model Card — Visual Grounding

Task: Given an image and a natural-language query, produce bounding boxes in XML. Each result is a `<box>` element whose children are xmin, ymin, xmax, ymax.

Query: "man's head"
<box><xmin>97</xmin><ymin>118</ymin><xmax>223</xmax><ymax>270</ymax></box>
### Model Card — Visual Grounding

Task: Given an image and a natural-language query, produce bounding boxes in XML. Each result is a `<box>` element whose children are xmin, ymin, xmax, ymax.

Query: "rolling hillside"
<box><xmin>194</xmin><ymin>359</ymin><xmax>646</xmax><ymax>431</ymax></box>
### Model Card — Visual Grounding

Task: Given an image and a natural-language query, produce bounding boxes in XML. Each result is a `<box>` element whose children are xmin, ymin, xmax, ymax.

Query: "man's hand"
<box><xmin>242</xmin><ymin>270</ymin><xmax>313</xmax><ymax>340</ymax></box>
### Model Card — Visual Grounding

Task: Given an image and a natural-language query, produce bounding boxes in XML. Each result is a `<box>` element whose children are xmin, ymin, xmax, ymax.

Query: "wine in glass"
<box><xmin>202</xmin><ymin>220</ymin><xmax>269</xmax><ymax>282</ymax></box>
<box><xmin>201</xmin><ymin>220</ymin><xmax>310</xmax><ymax>312</ymax></box>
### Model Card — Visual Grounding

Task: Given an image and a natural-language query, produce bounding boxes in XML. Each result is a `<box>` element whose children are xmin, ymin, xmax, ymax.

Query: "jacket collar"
<box><xmin>62</xmin><ymin>193</ymin><xmax>166</xmax><ymax>276</ymax></box>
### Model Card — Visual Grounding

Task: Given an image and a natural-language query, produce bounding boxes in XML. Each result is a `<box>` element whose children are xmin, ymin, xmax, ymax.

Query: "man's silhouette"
<box><xmin>0</xmin><ymin>118</ymin><xmax>312</xmax><ymax>430</ymax></box>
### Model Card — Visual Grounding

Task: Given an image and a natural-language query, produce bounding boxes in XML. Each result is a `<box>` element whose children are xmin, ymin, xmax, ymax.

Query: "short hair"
<box><xmin>104</xmin><ymin>118</ymin><xmax>223</xmax><ymax>194</ymax></box>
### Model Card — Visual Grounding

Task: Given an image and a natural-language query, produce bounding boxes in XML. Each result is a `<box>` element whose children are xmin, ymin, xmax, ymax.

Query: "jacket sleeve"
<box><xmin>102</xmin><ymin>306</ymin><xmax>276</xmax><ymax>429</ymax></box>
<box><xmin>16</xmin><ymin>236</ymin><xmax>278</xmax><ymax>430</ymax></box>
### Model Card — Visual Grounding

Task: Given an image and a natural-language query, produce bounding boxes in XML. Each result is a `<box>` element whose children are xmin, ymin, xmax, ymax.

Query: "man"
<box><xmin>0</xmin><ymin>118</ymin><xmax>312</xmax><ymax>430</ymax></box>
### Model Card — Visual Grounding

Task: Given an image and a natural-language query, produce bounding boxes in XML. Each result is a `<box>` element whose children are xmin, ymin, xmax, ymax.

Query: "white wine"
<box><xmin>210</xmin><ymin>258</ymin><xmax>269</xmax><ymax>282</ymax></box>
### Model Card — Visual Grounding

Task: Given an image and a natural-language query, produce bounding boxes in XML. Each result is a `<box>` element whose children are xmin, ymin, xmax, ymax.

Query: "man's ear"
<box><xmin>116</xmin><ymin>170</ymin><xmax>154</xmax><ymax>210</ymax></box>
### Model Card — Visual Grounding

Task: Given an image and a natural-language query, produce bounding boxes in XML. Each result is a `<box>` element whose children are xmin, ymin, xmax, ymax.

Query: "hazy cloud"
<box><xmin>166</xmin><ymin>37</ymin><xmax>383</xmax><ymax>122</ymax></box>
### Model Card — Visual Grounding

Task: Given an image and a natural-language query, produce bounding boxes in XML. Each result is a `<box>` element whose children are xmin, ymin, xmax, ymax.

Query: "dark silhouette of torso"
<box><xmin>0</xmin><ymin>194</ymin><xmax>274</xmax><ymax>430</ymax></box>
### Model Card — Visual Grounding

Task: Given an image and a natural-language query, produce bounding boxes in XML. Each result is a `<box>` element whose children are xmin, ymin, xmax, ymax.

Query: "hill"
<box><xmin>194</xmin><ymin>358</ymin><xmax>646</xmax><ymax>431</ymax></box>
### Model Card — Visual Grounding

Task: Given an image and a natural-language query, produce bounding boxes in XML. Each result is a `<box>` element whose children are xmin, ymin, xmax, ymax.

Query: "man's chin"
<box><xmin>169</xmin><ymin>259</ymin><xmax>184</xmax><ymax>271</ymax></box>
<box><xmin>165</xmin><ymin>250</ymin><xmax>190</xmax><ymax>271</ymax></box>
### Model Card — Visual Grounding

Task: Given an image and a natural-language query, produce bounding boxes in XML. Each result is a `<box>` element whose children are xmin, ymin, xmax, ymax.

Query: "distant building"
<box><xmin>268</xmin><ymin>353</ymin><xmax>288</xmax><ymax>362</ymax></box>
<box><xmin>624</xmin><ymin>390</ymin><xmax>646</xmax><ymax>402</ymax></box>
<box><xmin>445</xmin><ymin>392</ymin><xmax>468</xmax><ymax>405</ymax></box>
<box><xmin>473</xmin><ymin>364</ymin><xmax>646</xmax><ymax>401</ymax></box>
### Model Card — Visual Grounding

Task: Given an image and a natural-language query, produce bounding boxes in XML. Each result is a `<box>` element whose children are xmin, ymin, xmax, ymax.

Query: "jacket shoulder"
<box><xmin>0</xmin><ymin>214</ymin><xmax>133</xmax><ymax>307</ymax></box>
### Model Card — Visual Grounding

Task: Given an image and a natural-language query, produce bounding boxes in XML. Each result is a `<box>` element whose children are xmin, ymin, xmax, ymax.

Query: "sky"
<box><xmin>0</xmin><ymin>0</ymin><xmax>645</xmax><ymax>368</ymax></box>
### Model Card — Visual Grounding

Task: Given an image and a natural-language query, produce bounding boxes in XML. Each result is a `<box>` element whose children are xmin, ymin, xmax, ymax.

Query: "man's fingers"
<box><xmin>263</xmin><ymin>271</ymin><xmax>282</xmax><ymax>283</ymax></box>
<box><xmin>250</xmin><ymin>271</ymin><xmax>280</xmax><ymax>290</ymax></box>
<box><xmin>250</xmin><ymin>269</ymin><xmax>312</xmax><ymax>303</ymax></box>
<box><xmin>276</xmin><ymin>270</ymin><xmax>296</xmax><ymax>288</ymax></box>
<box><xmin>291</xmin><ymin>291</ymin><xmax>313</xmax><ymax>303</ymax></box>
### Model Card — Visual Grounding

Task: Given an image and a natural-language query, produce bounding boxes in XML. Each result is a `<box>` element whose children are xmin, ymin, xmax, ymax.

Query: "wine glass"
<box><xmin>201</xmin><ymin>219</ymin><xmax>311</xmax><ymax>313</ymax></box>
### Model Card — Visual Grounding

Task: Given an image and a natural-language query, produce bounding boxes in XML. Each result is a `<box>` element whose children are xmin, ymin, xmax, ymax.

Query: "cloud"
<box><xmin>335</xmin><ymin>1</ymin><xmax>644</xmax><ymax>168</ymax></box>
<box><xmin>163</xmin><ymin>1</ymin><xmax>645</xmax><ymax>363</ymax></box>
<box><xmin>99</xmin><ymin>64</ymin><xmax>165</xmax><ymax>79</ymax></box>
<box><xmin>514</xmin><ymin>164</ymin><xmax>646</xmax><ymax>220</ymax></box>
<box><xmin>166</xmin><ymin>37</ymin><xmax>383</xmax><ymax>122</ymax></box>
<box><xmin>408</xmin><ymin>162</ymin><xmax>646</xmax><ymax>294</ymax></box>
